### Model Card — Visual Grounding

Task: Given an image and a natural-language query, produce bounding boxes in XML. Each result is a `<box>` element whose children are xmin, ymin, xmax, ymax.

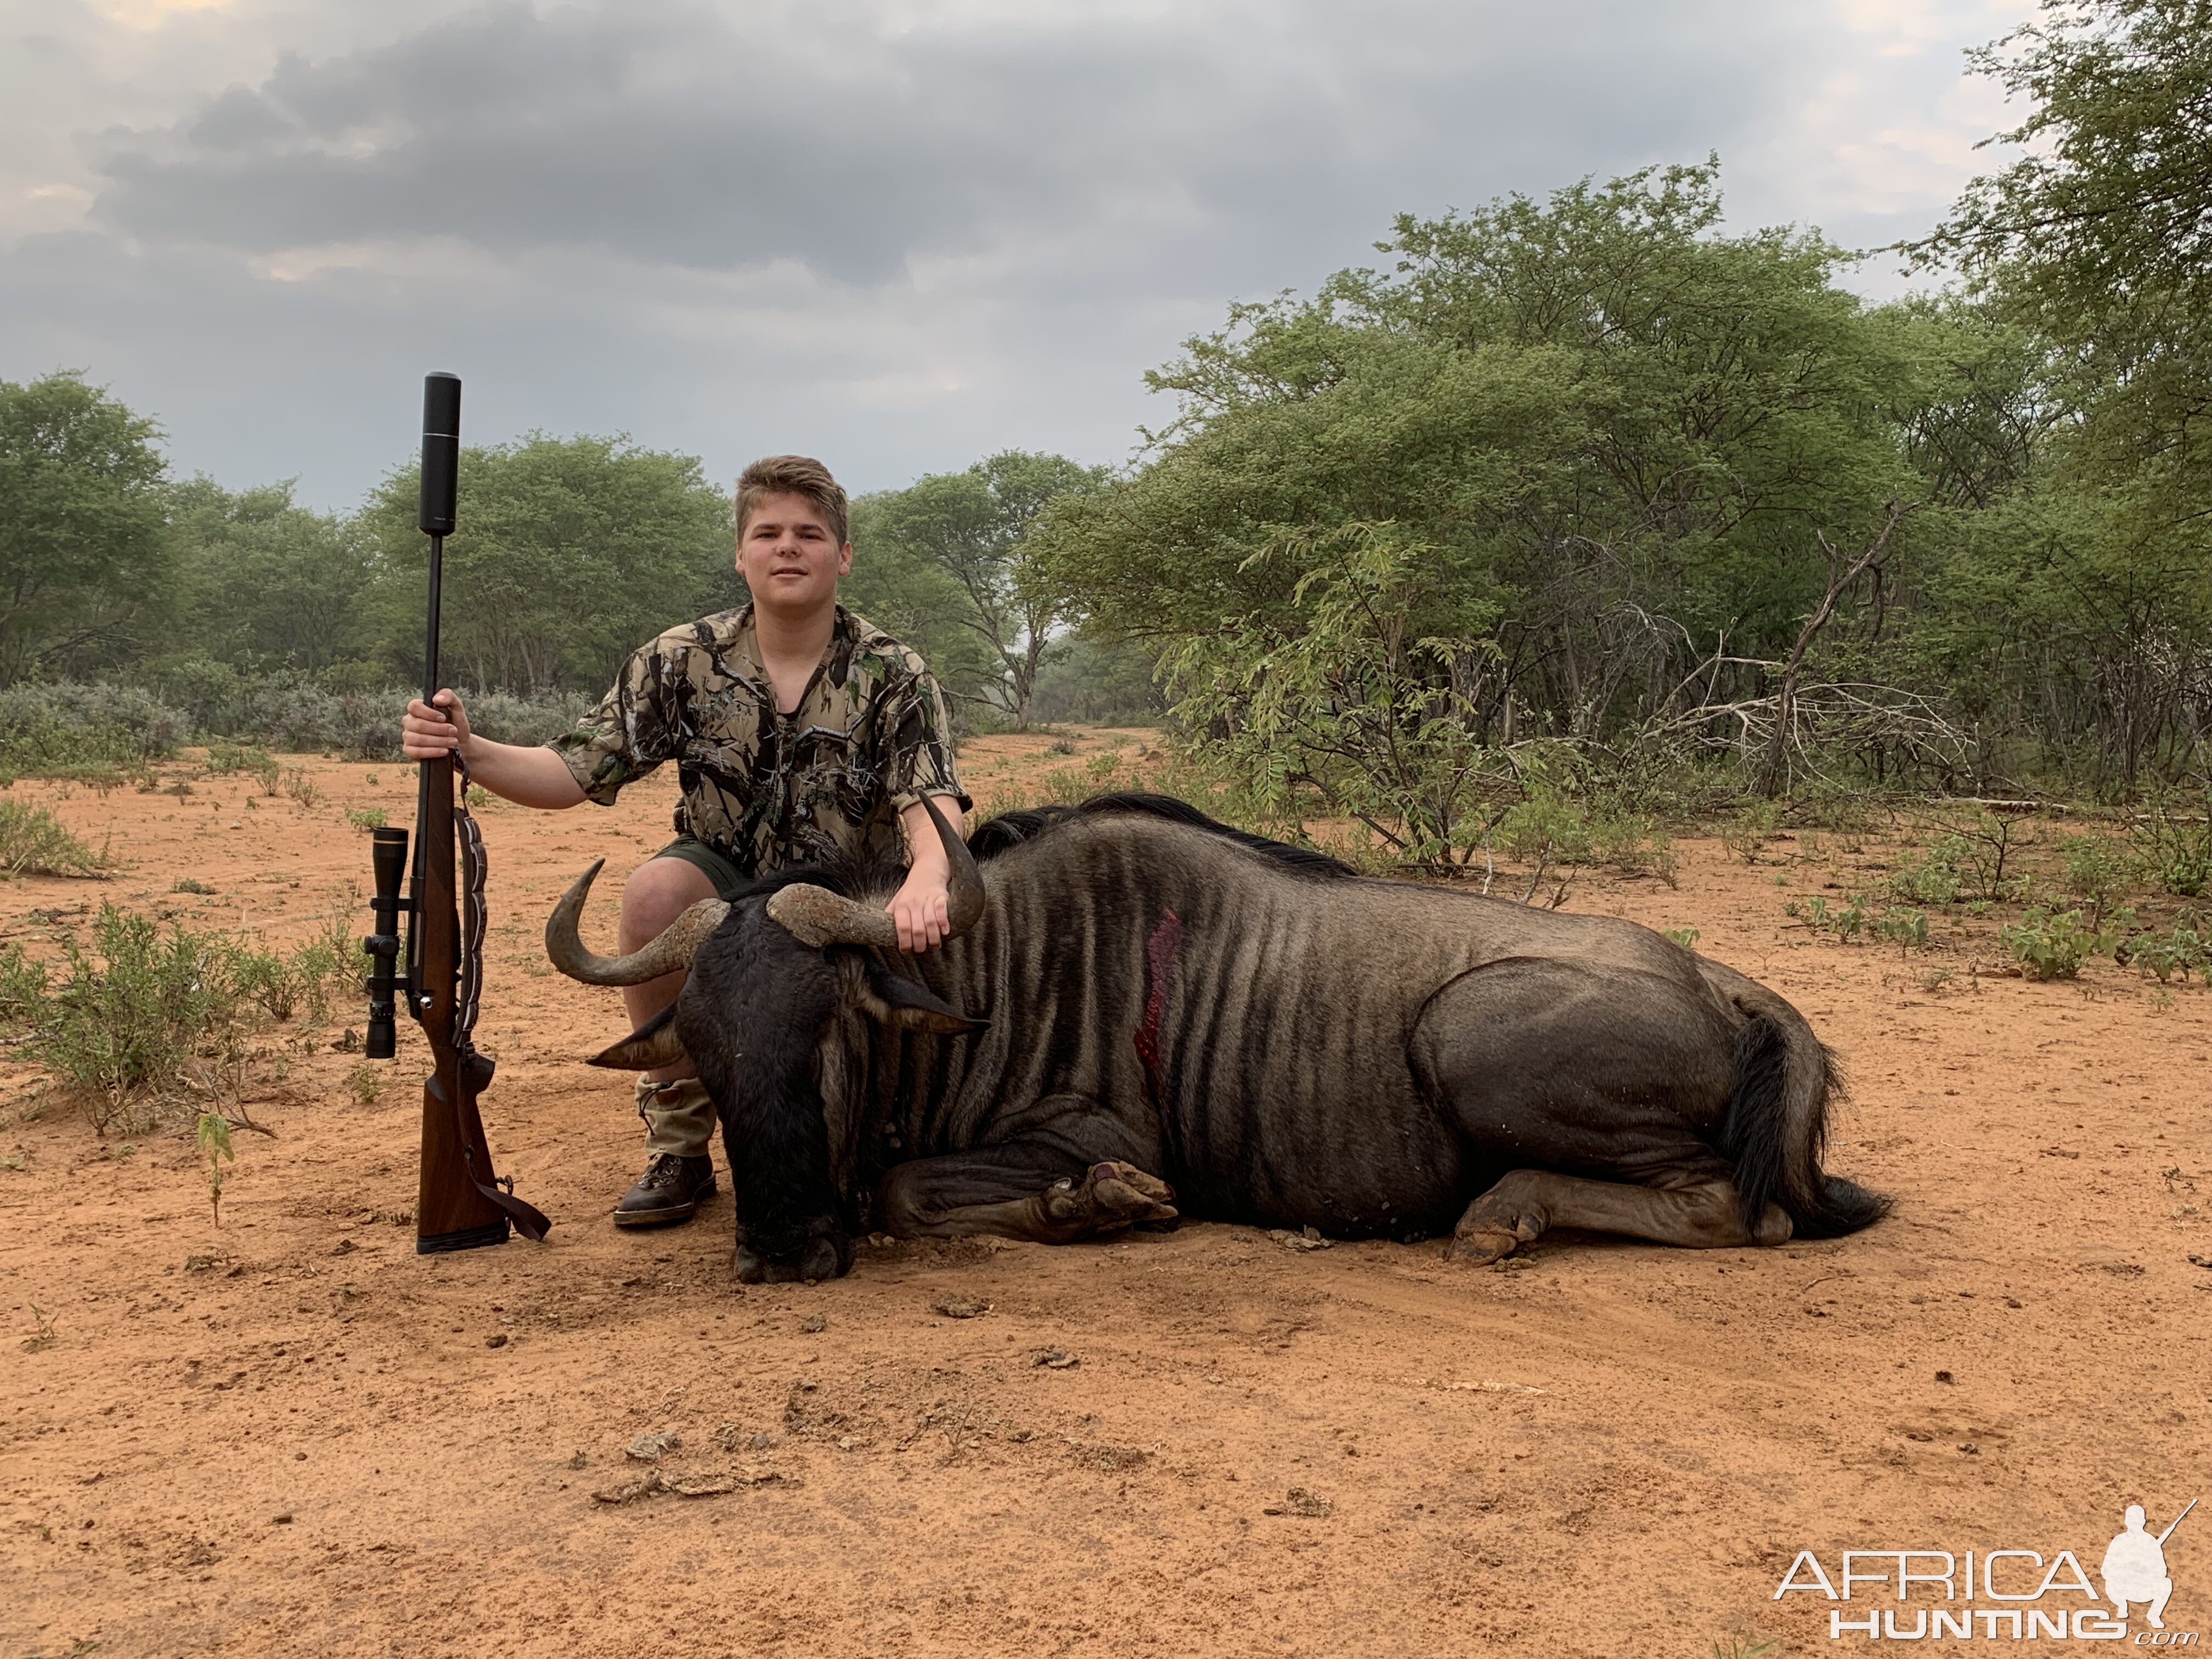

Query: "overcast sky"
<box><xmin>1</xmin><ymin>0</ymin><xmax>2032</xmax><ymax>510</ymax></box>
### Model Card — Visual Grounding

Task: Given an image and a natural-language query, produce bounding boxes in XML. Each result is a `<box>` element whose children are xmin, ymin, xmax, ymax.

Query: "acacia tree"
<box><xmin>167</xmin><ymin>477</ymin><xmax>376</xmax><ymax>675</ymax></box>
<box><xmin>859</xmin><ymin>452</ymin><xmax>1107</xmax><ymax>727</ymax></box>
<box><xmin>1041</xmin><ymin>163</ymin><xmax>1958</xmax><ymax>816</ymax></box>
<box><xmin>1909</xmin><ymin>0</ymin><xmax>2212</xmax><ymax>782</ymax></box>
<box><xmin>0</xmin><ymin>373</ymin><xmax>171</xmax><ymax>681</ymax></box>
<box><xmin>362</xmin><ymin>435</ymin><xmax>734</xmax><ymax>692</ymax></box>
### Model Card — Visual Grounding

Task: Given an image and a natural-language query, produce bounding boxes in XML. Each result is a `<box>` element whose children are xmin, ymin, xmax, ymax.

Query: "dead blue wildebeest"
<box><xmin>546</xmin><ymin>794</ymin><xmax>1887</xmax><ymax>1283</ymax></box>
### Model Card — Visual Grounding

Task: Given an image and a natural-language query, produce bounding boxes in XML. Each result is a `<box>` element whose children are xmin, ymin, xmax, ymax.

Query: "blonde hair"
<box><xmin>736</xmin><ymin>455</ymin><xmax>849</xmax><ymax>546</ymax></box>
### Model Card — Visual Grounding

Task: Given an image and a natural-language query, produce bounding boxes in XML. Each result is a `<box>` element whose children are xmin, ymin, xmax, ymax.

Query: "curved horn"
<box><xmin>544</xmin><ymin>859</ymin><xmax>730</xmax><ymax>986</ymax></box>
<box><xmin>765</xmin><ymin>792</ymin><xmax>986</xmax><ymax>951</ymax></box>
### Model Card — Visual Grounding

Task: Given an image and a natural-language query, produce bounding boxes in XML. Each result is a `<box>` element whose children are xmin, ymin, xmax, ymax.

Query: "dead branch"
<box><xmin>1759</xmin><ymin>500</ymin><xmax>1911</xmax><ymax>798</ymax></box>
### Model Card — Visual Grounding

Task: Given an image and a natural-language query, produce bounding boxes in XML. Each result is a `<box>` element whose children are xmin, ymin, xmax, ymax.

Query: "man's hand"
<box><xmin>403</xmin><ymin>689</ymin><xmax>472</xmax><ymax>763</ymax></box>
<box><xmin>888</xmin><ymin>866</ymin><xmax>951</xmax><ymax>954</ymax></box>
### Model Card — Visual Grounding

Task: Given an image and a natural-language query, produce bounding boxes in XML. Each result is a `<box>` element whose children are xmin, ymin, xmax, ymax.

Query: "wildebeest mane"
<box><xmin>968</xmin><ymin>792</ymin><xmax>1354</xmax><ymax>881</ymax></box>
<box><xmin>707</xmin><ymin>792</ymin><xmax>1352</xmax><ymax>911</ymax></box>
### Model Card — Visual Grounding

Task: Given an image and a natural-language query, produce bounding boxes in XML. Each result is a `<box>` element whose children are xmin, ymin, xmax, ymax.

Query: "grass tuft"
<box><xmin>0</xmin><ymin>801</ymin><xmax>113</xmax><ymax>878</ymax></box>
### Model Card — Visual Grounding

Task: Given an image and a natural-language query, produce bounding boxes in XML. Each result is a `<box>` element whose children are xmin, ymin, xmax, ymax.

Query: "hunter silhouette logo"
<box><xmin>2106</xmin><ymin>1502</ymin><xmax>2193</xmax><ymax>1630</ymax></box>
<box><xmin>1774</xmin><ymin>1498</ymin><xmax>2198</xmax><ymax>1643</ymax></box>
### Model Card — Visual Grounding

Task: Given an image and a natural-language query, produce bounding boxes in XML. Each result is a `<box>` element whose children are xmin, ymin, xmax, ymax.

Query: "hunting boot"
<box><xmin>615</xmin><ymin>1076</ymin><xmax>718</xmax><ymax>1227</ymax></box>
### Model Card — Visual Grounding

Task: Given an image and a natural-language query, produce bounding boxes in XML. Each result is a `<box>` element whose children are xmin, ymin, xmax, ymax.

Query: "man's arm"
<box><xmin>889</xmin><ymin>794</ymin><xmax>966</xmax><ymax>954</ymax></box>
<box><xmin>401</xmin><ymin>689</ymin><xmax>587</xmax><ymax>809</ymax></box>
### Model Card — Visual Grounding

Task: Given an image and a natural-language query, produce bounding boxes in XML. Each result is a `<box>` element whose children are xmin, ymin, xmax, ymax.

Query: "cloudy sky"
<box><xmin>2</xmin><ymin>0</ymin><xmax>2032</xmax><ymax>510</ymax></box>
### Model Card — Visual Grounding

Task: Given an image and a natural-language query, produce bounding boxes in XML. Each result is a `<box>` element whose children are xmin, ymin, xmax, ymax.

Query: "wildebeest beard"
<box><xmin>553</xmin><ymin>793</ymin><xmax>1888</xmax><ymax>1286</ymax></box>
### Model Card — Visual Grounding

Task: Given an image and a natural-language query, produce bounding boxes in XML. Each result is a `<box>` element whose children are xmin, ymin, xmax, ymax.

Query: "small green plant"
<box><xmin>172</xmin><ymin>877</ymin><xmax>216</xmax><ymax>896</ymax></box>
<box><xmin>2000</xmin><ymin>907</ymin><xmax>2110</xmax><ymax>981</ymax></box>
<box><xmin>1498</xmin><ymin>789</ymin><xmax>1595</xmax><ymax>867</ymax></box>
<box><xmin>280</xmin><ymin>766</ymin><xmax>323</xmax><ymax>808</ymax></box>
<box><xmin>1886</xmin><ymin>838</ymin><xmax>1966</xmax><ymax>906</ymax></box>
<box><xmin>2119</xmin><ymin>923</ymin><xmax>2208</xmax><ymax>985</ymax></box>
<box><xmin>1719</xmin><ymin>800</ymin><xmax>1782</xmax><ymax>865</ymax></box>
<box><xmin>1707</xmin><ymin>1627</ymin><xmax>1779</xmax><ymax>1659</ymax></box>
<box><xmin>1876</xmin><ymin>906</ymin><xmax>1930</xmax><ymax>952</ymax></box>
<box><xmin>2058</xmin><ymin>833</ymin><xmax>2133</xmax><ymax>928</ymax></box>
<box><xmin>22</xmin><ymin>1301</ymin><xmax>57</xmax><ymax>1353</ymax></box>
<box><xmin>195</xmin><ymin>1110</ymin><xmax>234</xmax><ymax>1226</ymax></box>
<box><xmin>465</xmin><ymin>784</ymin><xmax>493</xmax><ymax>809</ymax></box>
<box><xmin>232</xmin><ymin>947</ymin><xmax>303</xmax><ymax>1022</ymax></box>
<box><xmin>2131</xmin><ymin>789</ymin><xmax>2212</xmax><ymax>898</ymax></box>
<box><xmin>205</xmin><ymin>742</ymin><xmax>281</xmax><ymax>793</ymax></box>
<box><xmin>1792</xmin><ymin>891</ymin><xmax>1868</xmax><ymax>941</ymax></box>
<box><xmin>344</xmin><ymin>1063</ymin><xmax>383</xmax><ymax>1109</ymax></box>
<box><xmin>345</xmin><ymin>805</ymin><xmax>388</xmax><ymax>832</ymax></box>
<box><xmin>0</xmin><ymin>800</ymin><xmax>113</xmax><ymax>878</ymax></box>
<box><xmin>1662</xmin><ymin>927</ymin><xmax>1701</xmax><ymax>949</ymax></box>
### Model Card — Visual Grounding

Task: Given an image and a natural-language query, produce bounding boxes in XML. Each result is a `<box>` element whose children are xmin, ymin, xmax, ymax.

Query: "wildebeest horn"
<box><xmin>766</xmin><ymin>792</ymin><xmax>985</xmax><ymax>951</ymax></box>
<box><xmin>544</xmin><ymin>859</ymin><xmax>731</xmax><ymax>986</ymax></box>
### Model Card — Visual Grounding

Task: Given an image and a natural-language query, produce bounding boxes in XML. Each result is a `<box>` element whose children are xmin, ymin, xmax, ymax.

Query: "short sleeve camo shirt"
<box><xmin>548</xmin><ymin>605</ymin><xmax>968</xmax><ymax>879</ymax></box>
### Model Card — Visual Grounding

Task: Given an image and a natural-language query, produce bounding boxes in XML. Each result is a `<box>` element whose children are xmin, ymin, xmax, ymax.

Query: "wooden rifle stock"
<box><xmin>413</xmin><ymin>747</ymin><xmax>514</xmax><ymax>1252</ymax></box>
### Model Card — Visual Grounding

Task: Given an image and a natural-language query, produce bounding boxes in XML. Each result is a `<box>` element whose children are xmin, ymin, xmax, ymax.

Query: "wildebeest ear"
<box><xmin>859</xmin><ymin>967</ymin><xmax>986</xmax><ymax>1035</ymax></box>
<box><xmin>588</xmin><ymin>1002</ymin><xmax>687</xmax><ymax>1070</ymax></box>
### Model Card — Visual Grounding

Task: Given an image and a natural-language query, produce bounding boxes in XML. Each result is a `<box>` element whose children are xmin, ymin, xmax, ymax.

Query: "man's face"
<box><xmin>736</xmin><ymin>490</ymin><xmax>851</xmax><ymax>616</ymax></box>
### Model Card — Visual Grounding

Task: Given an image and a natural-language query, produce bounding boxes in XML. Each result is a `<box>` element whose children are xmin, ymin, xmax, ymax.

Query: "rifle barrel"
<box><xmin>2157</xmin><ymin>1496</ymin><xmax>2197</xmax><ymax>1545</ymax></box>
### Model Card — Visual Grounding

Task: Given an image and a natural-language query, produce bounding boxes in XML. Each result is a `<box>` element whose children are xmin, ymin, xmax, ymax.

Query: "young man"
<box><xmin>399</xmin><ymin>455</ymin><xmax>969</xmax><ymax>1227</ymax></box>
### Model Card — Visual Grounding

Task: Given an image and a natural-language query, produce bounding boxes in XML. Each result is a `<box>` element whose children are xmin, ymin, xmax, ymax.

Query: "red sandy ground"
<box><xmin>3</xmin><ymin>733</ymin><xmax>2208</xmax><ymax>1658</ymax></box>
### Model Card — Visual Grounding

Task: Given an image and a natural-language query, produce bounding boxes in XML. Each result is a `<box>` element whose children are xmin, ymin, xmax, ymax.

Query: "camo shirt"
<box><xmin>548</xmin><ymin>605</ymin><xmax>968</xmax><ymax>878</ymax></box>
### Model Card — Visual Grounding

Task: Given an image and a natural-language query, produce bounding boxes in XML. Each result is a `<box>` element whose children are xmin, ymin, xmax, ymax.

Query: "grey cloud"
<box><xmin>3</xmin><ymin>0</ymin><xmax>2007</xmax><ymax>507</ymax></box>
<box><xmin>89</xmin><ymin>0</ymin><xmax>1818</xmax><ymax>290</ymax></box>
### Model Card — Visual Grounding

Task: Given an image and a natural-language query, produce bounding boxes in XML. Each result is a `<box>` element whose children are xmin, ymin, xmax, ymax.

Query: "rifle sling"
<box><xmin>449</xmin><ymin>757</ymin><xmax>550</xmax><ymax>1242</ymax></box>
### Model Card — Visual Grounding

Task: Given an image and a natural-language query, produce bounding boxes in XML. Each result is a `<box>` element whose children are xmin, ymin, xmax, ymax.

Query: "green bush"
<box><xmin>0</xmin><ymin>800</ymin><xmax>112</xmax><ymax>877</ymax></box>
<box><xmin>2131</xmin><ymin>792</ymin><xmax>2212</xmax><ymax>898</ymax></box>
<box><xmin>1</xmin><ymin>904</ymin><xmax>358</xmax><ymax>1131</ymax></box>
<box><xmin>32</xmin><ymin>907</ymin><xmax>245</xmax><ymax>1125</ymax></box>
<box><xmin>1498</xmin><ymin>791</ymin><xmax>1595</xmax><ymax>866</ymax></box>
<box><xmin>139</xmin><ymin>662</ymin><xmax>589</xmax><ymax>761</ymax></box>
<box><xmin>2058</xmin><ymin>832</ymin><xmax>2134</xmax><ymax>926</ymax></box>
<box><xmin>0</xmin><ymin>683</ymin><xmax>189</xmax><ymax>782</ymax></box>
<box><xmin>2119</xmin><ymin>923</ymin><xmax>2208</xmax><ymax>985</ymax></box>
<box><xmin>2000</xmin><ymin>907</ymin><xmax>2109</xmax><ymax>981</ymax></box>
<box><xmin>204</xmin><ymin>741</ymin><xmax>280</xmax><ymax>792</ymax></box>
<box><xmin>1887</xmin><ymin>837</ymin><xmax>1967</xmax><ymax>906</ymax></box>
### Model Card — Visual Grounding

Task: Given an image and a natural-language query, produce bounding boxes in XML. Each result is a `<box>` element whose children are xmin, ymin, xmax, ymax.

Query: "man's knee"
<box><xmin>618</xmin><ymin>857</ymin><xmax>719</xmax><ymax>950</ymax></box>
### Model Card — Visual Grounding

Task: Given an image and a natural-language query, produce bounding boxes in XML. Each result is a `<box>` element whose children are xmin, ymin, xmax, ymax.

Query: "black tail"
<box><xmin>1720</xmin><ymin>1013</ymin><xmax>1890</xmax><ymax>1240</ymax></box>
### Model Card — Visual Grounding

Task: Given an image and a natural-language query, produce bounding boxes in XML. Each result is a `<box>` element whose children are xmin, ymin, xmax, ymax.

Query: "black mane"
<box><xmin>968</xmin><ymin>792</ymin><xmax>1355</xmax><ymax>881</ymax></box>
<box><xmin>714</xmin><ymin>792</ymin><xmax>1355</xmax><ymax>907</ymax></box>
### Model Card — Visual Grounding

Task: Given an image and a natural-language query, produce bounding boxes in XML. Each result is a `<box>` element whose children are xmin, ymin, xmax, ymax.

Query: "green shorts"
<box><xmin>650</xmin><ymin>836</ymin><xmax>756</xmax><ymax>901</ymax></box>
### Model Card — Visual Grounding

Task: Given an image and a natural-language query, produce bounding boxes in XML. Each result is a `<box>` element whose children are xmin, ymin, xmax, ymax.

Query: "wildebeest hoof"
<box><xmin>1445</xmin><ymin>1225</ymin><xmax>1525</xmax><ymax>1266</ymax></box>
<box><xmin>733</xmin><ymin>1219</ymin><xmax>854</xmax><ymax>1285</ymax></box>
<box><xmin>1042</xmin><ymin>1161</ymin><xmax>1178</xmax><ymax>1235</ymax></box>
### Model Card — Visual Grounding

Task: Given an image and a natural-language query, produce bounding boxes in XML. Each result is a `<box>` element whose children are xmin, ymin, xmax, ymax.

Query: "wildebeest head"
<box><xmin>544</xmin><ymin>792</ymin><xmax>987</xmax><ymax>1093</ymax></box>
<box><xmin>544</xmin><ymin>797</ymin><xmax>988</xmax><ymax>1280</ymax></box>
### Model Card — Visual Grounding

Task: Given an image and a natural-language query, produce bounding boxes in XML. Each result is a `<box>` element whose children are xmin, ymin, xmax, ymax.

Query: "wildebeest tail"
<box><xmin>1720</xmin><ymin>1007</ymin><xmax>1890</xmax><ymax>1240</ymax></box>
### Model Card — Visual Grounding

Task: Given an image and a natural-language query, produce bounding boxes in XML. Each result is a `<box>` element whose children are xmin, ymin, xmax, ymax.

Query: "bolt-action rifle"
<box><xmin>363</xmin><ymin>372</ymin><xmax>551</xmax><ymax>1255</ymax></box>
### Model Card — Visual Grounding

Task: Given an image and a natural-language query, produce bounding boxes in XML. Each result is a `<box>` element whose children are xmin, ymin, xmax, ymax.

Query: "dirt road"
<box><xmin>5</xmin><ymin>739</ymin><xmax>2208</xmax><ymax>1657</ymax></box>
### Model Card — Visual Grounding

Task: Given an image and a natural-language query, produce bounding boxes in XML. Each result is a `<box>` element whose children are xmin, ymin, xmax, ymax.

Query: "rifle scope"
<box><xmin>363</xmin><ymin>826</ymin><xmax>409</xmax><ymax>1059</ymax></box>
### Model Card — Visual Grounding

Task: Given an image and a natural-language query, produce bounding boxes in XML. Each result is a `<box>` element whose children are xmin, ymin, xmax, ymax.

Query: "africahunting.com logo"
<box><xmin>1774</xmin><ymin>1500</ymin><xmax>2197</xmax><ymax>1643</ymax></box>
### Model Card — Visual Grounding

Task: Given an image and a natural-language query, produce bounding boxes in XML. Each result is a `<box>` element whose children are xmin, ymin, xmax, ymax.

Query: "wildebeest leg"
<box><xmin>1447</xmin><ymin>1170</ymin><xmax>1791</xmax><ymax>1264</ymax></box>
<box><xmin>874</xmin><ymin>1097</ymin><xmax>1177</xmax><ymax>1244</ymax></box>
<box><xmin>1415</xmin><ymin>957</ymin><xmax>1794</xmax><ymax>1264</ymax></box>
